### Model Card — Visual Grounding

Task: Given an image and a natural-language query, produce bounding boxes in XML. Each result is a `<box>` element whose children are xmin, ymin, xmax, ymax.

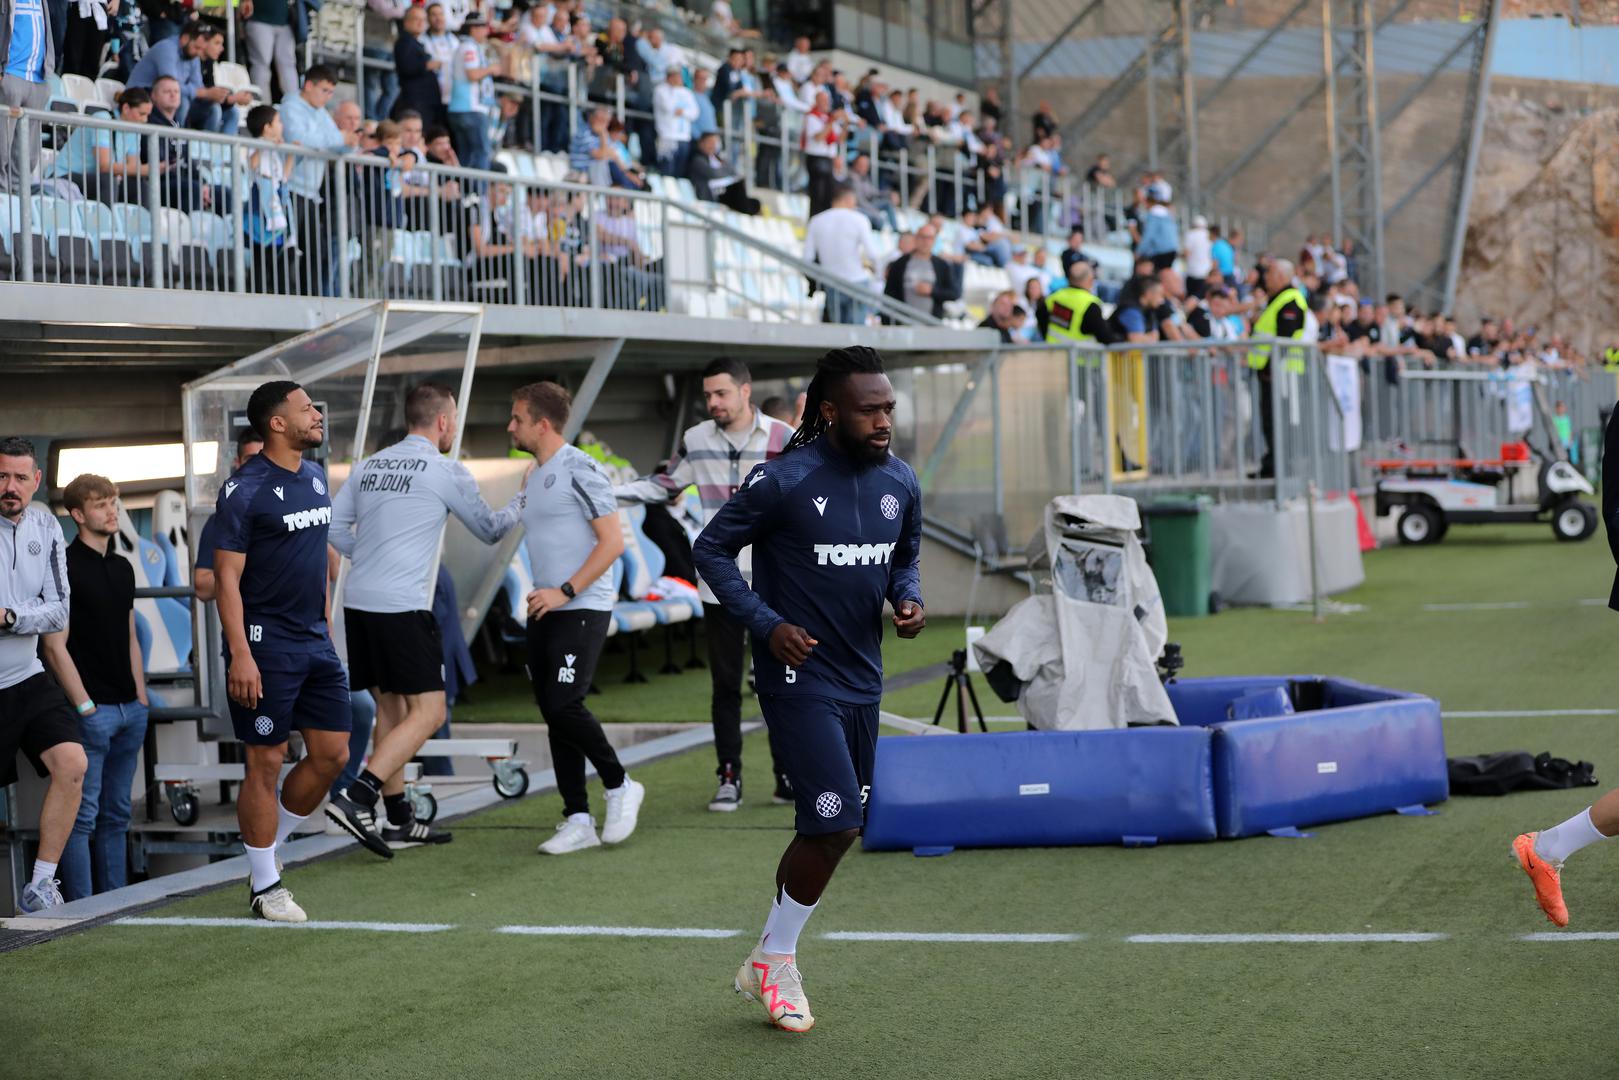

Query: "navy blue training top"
<box><xmin>212</xmin><ymin>453</ymin><xmax>334</xmax><ymax>654</ymax></box>
<box><xmin>693</xmin><ymin>437</ymin><xmax>923</xmax><ymax>704</ymax></box>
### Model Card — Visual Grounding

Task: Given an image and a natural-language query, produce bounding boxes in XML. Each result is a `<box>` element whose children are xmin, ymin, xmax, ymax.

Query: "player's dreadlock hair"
<box><xmin>783</xmin><ymin>346</ymin><xmax>886</xmax><ymax>454</ymax></box>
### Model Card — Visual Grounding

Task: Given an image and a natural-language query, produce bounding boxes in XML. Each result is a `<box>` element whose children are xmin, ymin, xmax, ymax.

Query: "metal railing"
<box><xmin>897</xmin><ymin>339</ymin><xmax>1350</xmax><ymax>551</ymax></box>
<box><xmin>1360</xmin><ymin>359</ymin><xmax>1607</xmax><ymax>481</ymax></box>
<box><xmin>730</xmin><ymin>97</ymin><xmax>1263</xmax><ymax>254</ymax></box>
<box><xmin>297</xmin><ymin>10</ymin><xmax>1266</xmax><ymax>257</ymax></box>
<box><xmin>2</xmin><ymin>106</ymin><xmax>938</xmax><ymax>325</ymax></box>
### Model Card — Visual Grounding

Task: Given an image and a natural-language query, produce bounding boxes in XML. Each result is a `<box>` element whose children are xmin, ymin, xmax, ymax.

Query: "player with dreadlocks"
<box><xmin>694</xmin><ymin>346</ymin><xmax>925</xmax><ymax>1032</ymax></box>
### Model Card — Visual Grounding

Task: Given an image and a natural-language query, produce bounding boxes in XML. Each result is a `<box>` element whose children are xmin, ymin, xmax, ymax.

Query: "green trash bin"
<box><xmin>1143</xmin><ymin>496</ymin><xmax>1212</xmax><ymax>618</ymax></box>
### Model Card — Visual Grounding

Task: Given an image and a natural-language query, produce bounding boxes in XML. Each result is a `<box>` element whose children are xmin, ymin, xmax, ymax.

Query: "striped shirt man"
<box><xmin>615</xmin><ymin>405</ymin><xmax>791</xmax><ymax>604</ymax></box>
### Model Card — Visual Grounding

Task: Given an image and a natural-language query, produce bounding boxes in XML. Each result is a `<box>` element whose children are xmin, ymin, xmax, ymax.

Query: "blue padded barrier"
<box><xmin>1228</xmin><ymin>686</ymin><xmax>1294</xmax><ymax>721</ymax></box>
<box><xmin>861</xmin><ymin>676</ymin><xmax>1445</xmax><ymax>853</ymax></box>
<box><xmin>1201</xmin><ymin>676</ymin><xmax>1448</xmax><ymax>839</ymax></box>
<box><xmin>861</xmin><ymin>727</ymin><xmax>1218</xmax><ymax>853</ymax></box>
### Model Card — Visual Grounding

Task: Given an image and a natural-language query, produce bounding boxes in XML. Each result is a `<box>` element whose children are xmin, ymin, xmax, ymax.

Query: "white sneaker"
<box><xmin>18</xmin><ymin>878</ymin><xmax>64</xmax><ymax>915</ymax></box>
<box><xmin>734</xmin><ymin>945</ymin><xmax>815</xmax><ymax>1032</ymax></box>
<box><xmin>539</xmin><ymin>814</ymin><xmax>601</xmax><ymax>855</ymax></box>
<box><xmin>601</xmin><ymin>778</ymin><xmax>645</xmax><ymax>845</ymax></box>
<box><xmin>249</xmin><ymin>882</ymin><xmax>307</xmax><ymax>923</ymax></box>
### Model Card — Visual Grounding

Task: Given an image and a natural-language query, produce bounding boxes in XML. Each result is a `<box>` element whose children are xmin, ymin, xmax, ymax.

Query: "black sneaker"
<box><xmin>772</xmin><ymin>774</ymin><xmax>794</xmax><ymax>805</ymax></box>
<box><xmin>382</xmin><ymin>818</ymin><xmax>454</xmax><ymax>849</ymax></box>
<box><xmin>323</xmin><ymin>788</ymin><xmax>394</xmax><ymax>859</ymax></box>
<box><xmin>708</xmin><ymin>771</ymin><xmax>742</xmax><ymax>812</ymax></box>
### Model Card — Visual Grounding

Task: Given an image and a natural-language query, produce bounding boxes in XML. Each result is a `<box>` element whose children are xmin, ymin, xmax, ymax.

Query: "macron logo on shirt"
<box><xmin>282</xmin><ymin>506</ymin><xmax>332</xmax><ymax>532</ymax></box>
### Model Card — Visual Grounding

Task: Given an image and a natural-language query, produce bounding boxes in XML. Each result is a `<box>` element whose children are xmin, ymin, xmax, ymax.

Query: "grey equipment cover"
<box><xmin>972</xmin><ymin>495</ymin><xmax>1176</xmax><ymax>730</ymax></box>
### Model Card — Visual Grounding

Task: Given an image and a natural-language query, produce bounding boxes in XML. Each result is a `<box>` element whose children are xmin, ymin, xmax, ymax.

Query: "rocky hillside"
<box><xmin>1458</xmin><ymin>94</ymin><xmax>1619</xmax><ymax>354</ymax></box>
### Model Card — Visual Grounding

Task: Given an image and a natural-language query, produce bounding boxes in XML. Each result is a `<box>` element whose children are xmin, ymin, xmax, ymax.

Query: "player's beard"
<box><xmin>291</xmin><ymin>421</ymin><xmax>325</xmax><ymax>451</ymax></box>
<box><xmin>837</xmin><ymin>419</ymin><xmax>891</xmax><ymax>465</ymax></box>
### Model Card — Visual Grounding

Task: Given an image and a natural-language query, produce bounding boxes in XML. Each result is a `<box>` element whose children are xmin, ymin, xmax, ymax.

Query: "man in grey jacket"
<box><xmin>325</xmin><ymin>382</ymin><xmax>523</xmax><ymax>851</ymax></box>
<box><xmin>1</xmin><ymin>0</ymin><xmax>55</xmax><ymax>193</ymax></box>
<box><xmin>0</xmin><ymin>437</ymin><xmax>87</xmax><ymax>914</ymax></box>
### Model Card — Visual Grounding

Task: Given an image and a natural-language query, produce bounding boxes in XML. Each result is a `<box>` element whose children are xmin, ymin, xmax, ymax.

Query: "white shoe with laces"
<box><xmin>18</xmin><ymin>878</ymin><xmax>64</xmax><ymax>915</ymax></box>
<box><xmin>539</xmin><ymin>814</ymin><xmax>601</xmax><ymax>855</ymax></box>
<box><xmin>249</xmin><ymin>882</ymin><xmax>307</xmax><ymax>923</ymax></box>
<box><xmin>601</xmin><ymin>778</ymin><xmax>645</xmax><ymax>845</ymax></box>
<box><xmin>734</xmin><ymin>945</ymin><xmax>815</xmax><ymax>1032</ymax></box>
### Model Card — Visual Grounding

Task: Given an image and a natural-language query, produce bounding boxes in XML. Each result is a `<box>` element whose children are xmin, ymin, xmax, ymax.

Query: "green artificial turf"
<box><xmin>8</xmin><ymin>525</ymin><xmax>1619</xmax><ymax>1079</ymax></box>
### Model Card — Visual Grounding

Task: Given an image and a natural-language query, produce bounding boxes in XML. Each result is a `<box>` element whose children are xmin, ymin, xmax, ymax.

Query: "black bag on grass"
<box><xmin>1447</xmin><ymin>751</ymin><xmax>1598</xmax><ymax>796</ymax></box>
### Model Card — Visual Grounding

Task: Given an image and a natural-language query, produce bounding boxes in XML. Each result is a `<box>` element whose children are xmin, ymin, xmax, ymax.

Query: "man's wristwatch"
<box><xmin>559</xmin><ymin>582</ymin><xmax>576</xmax><ymax>600</ymax></box>
<box><xmin>2</xmin><ymin>609</ymin><xmax>15</xmax><ymax>630</ymax></box>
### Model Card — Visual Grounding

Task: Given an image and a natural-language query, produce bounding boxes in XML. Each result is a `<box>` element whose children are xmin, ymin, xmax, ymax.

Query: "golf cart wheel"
<box><xmin>493</xmin><ymin>764</ymin><xmax>530</xmax><ymax>799</ymax></box>
<box><xmin>169</xmin><ymin>787</ymin><xmax>200</xmax><ymax>827</ymax></box>
<box><xmin>1553</xmin><ymin>501</ymin><xmax>1597</xmax><ymax>542</ymax></box>
<box><xmin>409</xmin><ymin>790</ymin><xmax>438</xmax><ymax>823</ymax></box>
<box><xmin>1397</xmin><ymin>505</ymin><xmax>1442</xmax><ymax>545</ymax></box>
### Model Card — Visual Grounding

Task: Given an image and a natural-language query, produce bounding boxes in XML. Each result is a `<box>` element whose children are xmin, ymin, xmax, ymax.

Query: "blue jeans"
<box><xmin>448</xmin><ymin>110</ymin><xmax>490</xmax><ymax>174</ymax></box>
<box><xmin>656</xmin><ymin>141</ymin><xmax>689</xmax><ymax>181</ymax></box>
<box><xmin>147</xmin><ymin>16</ymin><xmax>183</xmax><ymax>44</ymax></box>
<box><xmin>331</xmin><ymin>687</ymin><xmax>376</xmax><ymax>800</ymax></box>
<box><xmin>363</xmin><ymin>46</ymin><xmax>399</xmax><ymax>121</ymax></box>
<box><xmin>60</xmin><ymin>700</ymin><xmax>148</xmax><ymax>901</ymax></box>
<box><xmin>185</xmin><ymin>98</ymin><xmax>240</xmax><ymax>136</ymax></box>
<box><xmin>825</xmin><ymin>287</ymin><xmax>868</xmax><ymax>326</ymax></box>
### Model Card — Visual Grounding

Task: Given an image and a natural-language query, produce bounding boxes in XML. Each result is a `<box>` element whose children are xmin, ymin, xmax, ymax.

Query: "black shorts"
<box><xmin>226</xmin><ymin>647</ymin><xmax>352</xmax><ymax>746</ymax></box>
<box><xmin>345</xmin><ymin>608</ymin><xmax>445</xmax><ymax>696</ymax></box>
<box><xmin>758</xmin><ymin>693</ymin><xmax>878</xmax><ymax>836</ymax></box>
<box><xmin>0</xmin><ymin>672</ymin><xmax>84</xmax><ymax>786</ymax></box>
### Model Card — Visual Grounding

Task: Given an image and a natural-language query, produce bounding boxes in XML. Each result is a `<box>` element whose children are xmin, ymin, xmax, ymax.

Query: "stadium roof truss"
<box><xmin>983</xmin><ymin>0</ymin><xmax>1501</xmax><ymax>311</ymax></box>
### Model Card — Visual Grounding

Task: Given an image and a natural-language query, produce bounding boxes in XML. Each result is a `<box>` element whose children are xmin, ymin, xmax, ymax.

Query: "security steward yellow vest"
<box><xmin>1247</xmin><ymin>286</ymin><xmax>1308</xmax><ymax>374</ymax></box>
<box><xmin>1044</xmin><ymin>287</ymin><xmax>1101</xmax><ymax>344</ymax></box>
<box><xmin>1603</xmin><ymin>346</ymin><xmax>1619</xmax><ymax>373</ymax></box>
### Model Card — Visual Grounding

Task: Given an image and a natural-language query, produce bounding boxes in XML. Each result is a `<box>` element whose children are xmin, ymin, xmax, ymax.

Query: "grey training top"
<box><xmin>330</xmin><ymin>435</ymin><xmax>522</xmax><ymax>613</ymax></box>
<box><xmin>519</xmin><ymin>444</ymin><xmax>617</xmax><ymax>613</ymax></box>
<box><xmin>0</xmin><ymin>505</ymin><xmax>70</xmax><ymax>690</ymax></box>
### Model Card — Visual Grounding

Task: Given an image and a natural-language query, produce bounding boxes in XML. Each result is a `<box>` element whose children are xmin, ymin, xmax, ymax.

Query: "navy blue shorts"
<box><xmin>759</xmin><ymin>693</ymin><xmax>878</xmax><ymax>836</ymax></box>
<box><xmin>227</xmin><ymin>648</ymin><xmax>352</xmax><ymax>746</ymax></box>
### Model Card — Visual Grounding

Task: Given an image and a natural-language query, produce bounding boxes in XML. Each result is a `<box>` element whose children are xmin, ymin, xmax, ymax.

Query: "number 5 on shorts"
<box><xmin>785</xmin><ymin>666</ymin><xmax>796</xmax><ymax>684</ymax></box>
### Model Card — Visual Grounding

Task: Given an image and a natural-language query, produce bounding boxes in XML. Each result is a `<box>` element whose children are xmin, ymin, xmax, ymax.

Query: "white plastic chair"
<box><xmin>60</xmin><ymin>74</ymin><xmax>98</xmax><ymax>108</ymax></box>
<box><xmin>95</xmin><ymin>77</ymin><xmax>125</xmax><ymax>107</ymax></box>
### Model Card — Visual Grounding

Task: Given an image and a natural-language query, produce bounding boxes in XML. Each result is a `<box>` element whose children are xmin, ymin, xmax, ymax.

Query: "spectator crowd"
<box><xmin>0</xmin><ymin>0</ymin><xmax>1601</xmax><ymax>360</ymax></box>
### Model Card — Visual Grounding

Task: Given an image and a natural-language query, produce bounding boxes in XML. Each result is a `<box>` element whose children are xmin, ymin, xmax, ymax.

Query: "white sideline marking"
<box><xmin>822</xmin><ymin>931</ymin><xmax>1083</xmax><ymax>943</ymax></box>
<box><xmin>1519</xmin><ymin>932</ymin><xmax>1619</xmax><ymax>942</ymax></box>
<box><xmin>117</xmin><ymin>917</ymin><xmax>453</xmax><ymax>932</ymax></box>
<box><xmin>1128</xmin><ymin>933</ymin><xmax>1447</xmax><ymax>944</ymax></box>
<box><xmin>495</xmin><ymin>924</ymin><xmax>742</xmax><ymax>939</ymax></box>
<box><xmin>1423</xmin><ymin>601</ymin><xmax>1531</xmax><ymax>612</ymax></box>
<box><xmin>1441</xmin><ymin>709</ymin><xmax>1617</xmax><ymax>719</ymax></box>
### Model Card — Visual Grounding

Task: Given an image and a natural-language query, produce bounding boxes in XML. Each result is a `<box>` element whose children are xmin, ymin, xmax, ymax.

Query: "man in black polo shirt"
<box><xmin>40</xmin><ymin>474</ymin><xmax>148</xmax><ymax>901</ymax></box>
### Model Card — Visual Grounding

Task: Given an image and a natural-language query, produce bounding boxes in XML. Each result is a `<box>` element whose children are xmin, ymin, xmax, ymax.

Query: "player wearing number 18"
<box><xmin>212</xmin><ymin>381</ymin><xmax>353</xmax><ymax>923</ymax></box>
<box><xmin>693</xmin><ymin>346</ymin><xmax>925</xmax><ymax>1033</ymax></box>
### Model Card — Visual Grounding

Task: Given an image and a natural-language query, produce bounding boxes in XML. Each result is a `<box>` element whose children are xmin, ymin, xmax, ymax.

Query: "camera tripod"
<box><xmin>931</xmin><ymin>648</ymin><xmax>988</xmax><ymax>733</ymax></box>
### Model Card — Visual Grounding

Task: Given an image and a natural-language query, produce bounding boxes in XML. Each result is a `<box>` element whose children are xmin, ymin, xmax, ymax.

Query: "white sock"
<box><xmin>1535</xmin><ymin>808</ymin><xmax>1608</xmax><ymax>865</ymax></box>
<box><xmin>274</xmin><ymin>797</ymin><xmax>309</xmax><ymax>849</ymax></box>
<box><xmin>761</xmin><ymin>888</ymin><xmax>817</xmax><ymax>957</ymax></box>
<box><xmin>31</xmin><ymin>859</ymin><xmax>58</xmax><ymax>888</ymax></box>
<box><xmin>758</xmin><ymin>894</ymin><xmax>782</xmax><ymax>947</ymax></box>
<box><xmin>245</xmin><ymin>843</ymin><xmax>280</xmax><ymax>893</ymax></box>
